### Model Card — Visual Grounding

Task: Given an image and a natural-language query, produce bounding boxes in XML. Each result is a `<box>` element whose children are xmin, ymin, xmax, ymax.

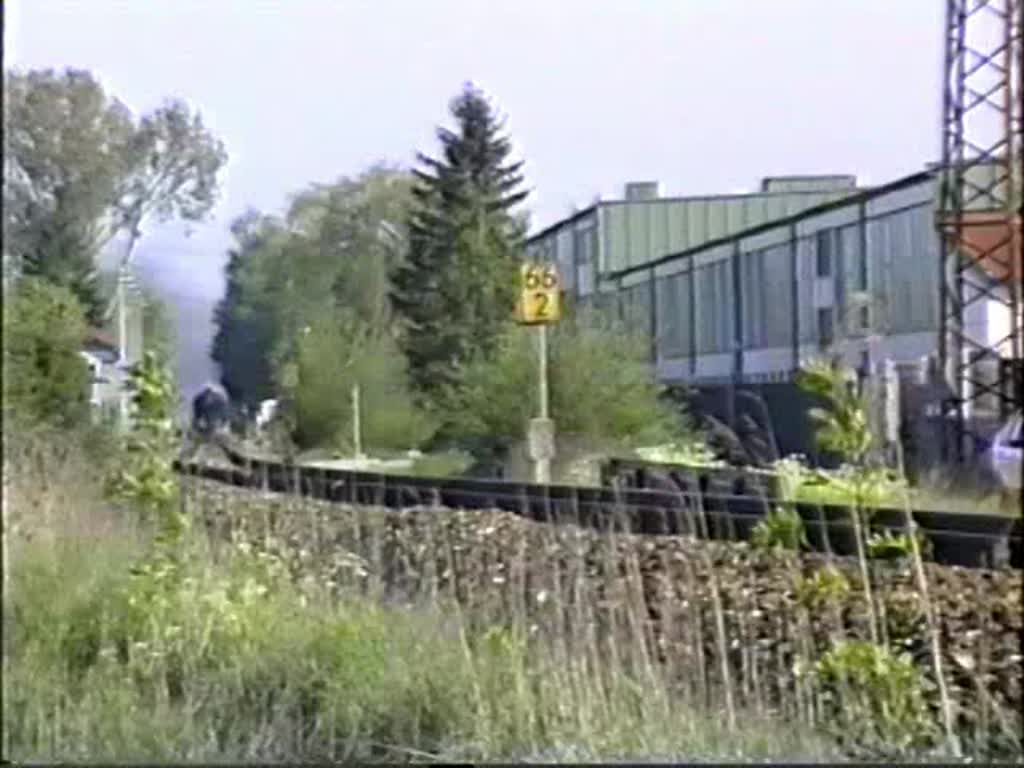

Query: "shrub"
<box><xmin>106</xmin><ymin>351</ymin><xmax>181</xmax><ymax>537</ymax></box>
<box><xmin>867</xmin><ymin>529</ymin><xmax>933</xmax><ymax>563</ymax></box>
<box><xmin>813</xmin><ymin>640</ymin><xmax>937</xmax><ymax>757</ymax></box>
<box><xmin>280</xmin><ymin>308</ymin><xmax>435</xmax><ymax>453</ymax></box>
<box><xmin>438</xmin><ymin>319</ymin><xmax>687</xmax><ymax>459</ymax></box>
<box><xmin>751</xmin><ymin>507</ymin><xmax>808</xmax><ymax>553</ymax></box>
<box><xmin>2</xmin><ymin>277</ymin><xmax>91</xmax><ymax>430</ymax></box>
<box><xmin>795</xmin><ymin>565</ymin><xmax>852</xmax><ymax>610</ymax></box>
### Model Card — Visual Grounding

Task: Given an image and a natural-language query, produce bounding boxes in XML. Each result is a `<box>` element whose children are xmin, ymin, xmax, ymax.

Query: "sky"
<box><xmin>5</xmin><ymin>0</ymin><xmax>946</xmax><ymax>394</ymax></box>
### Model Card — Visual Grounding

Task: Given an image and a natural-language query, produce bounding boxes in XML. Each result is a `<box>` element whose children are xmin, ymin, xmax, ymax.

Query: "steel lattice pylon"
<box><xmin>937</xmin><ymin>0</ymin><xmax>1024</xmax><ymax>461</ymax></box>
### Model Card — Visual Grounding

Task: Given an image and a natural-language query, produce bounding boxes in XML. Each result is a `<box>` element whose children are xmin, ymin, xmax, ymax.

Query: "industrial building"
<box><xmin>527</xmin><ymin>164</ymin><xmax>1016</xmax><ymax>462</ymax></box>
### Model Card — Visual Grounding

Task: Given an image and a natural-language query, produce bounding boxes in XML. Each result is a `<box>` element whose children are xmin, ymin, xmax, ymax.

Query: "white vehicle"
<box><xmin>988</xmin><ymin>412</ymin><xmax>1023</xmax><ymax>492</ymax></box>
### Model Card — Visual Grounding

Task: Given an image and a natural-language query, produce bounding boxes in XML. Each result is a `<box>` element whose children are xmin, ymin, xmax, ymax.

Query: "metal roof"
<box><xmin>605</xmin><ymin>169</ymin><xmax>937</xmax><ymax>280</ymax></box>
<box><xmin>526</xmin><ymin>176</ymin><xmax>864</xmax><ymax>245</ymax></box>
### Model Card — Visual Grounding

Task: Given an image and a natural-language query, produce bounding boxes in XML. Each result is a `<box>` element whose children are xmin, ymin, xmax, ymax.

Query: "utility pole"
<box><xmin>117</xmin><ymin>265</ymin><xmax>131</xmax><ymax>430</ymax></box>
<box><xmin>114</xmin><ymin>222</ymin><xmax>142</xmax><ymax>433</ymax></box>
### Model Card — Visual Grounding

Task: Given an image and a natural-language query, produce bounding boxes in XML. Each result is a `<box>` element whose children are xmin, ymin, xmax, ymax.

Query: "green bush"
<box><xmin>438</xmin><ymin>319</ymin><xmax>687</xmax><ymax>459</ymax></box>
<box><xmin>813</xmin><ymin>640</ymin><xmax>937</xmax><ymax>757</ymax></box>
<box><xmin>866</xmin><ymin>529</ymin><xmax>933</xmax><ymax>563</ymax></box>
<box><xmin>106</xmin><ymin>351</ymin><xmax>182</xmax><ymax>538</ymax></box>
<box><xmin>280</xmin><ymin>308</ymin><xmax>435</xmax><ymax>453</ymax></box>
<box><xmin>751</xmin><ymin>507</ymin><xmax>808</xmax><ymax>553</ymax></box>
<box><xmin>795</xmin><ymin>565</ymin><xmax>851</xmax><ymax>610</ymax></box>
<box><xmin>407</xmin><ymin>451</ymin><xmax>474</xmax><ymax>478</ymax></box>
<box><xmin>2</xmin><ymin>277</ymin><xmax>91</xmax><ymax>430</ymax></box>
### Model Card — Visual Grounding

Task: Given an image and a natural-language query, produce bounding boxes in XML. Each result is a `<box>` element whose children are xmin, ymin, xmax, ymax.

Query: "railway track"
<box><xmin>175</xmin><ymin>437</ymin><xmax>1022</xmax><ymax>571</ymax></box>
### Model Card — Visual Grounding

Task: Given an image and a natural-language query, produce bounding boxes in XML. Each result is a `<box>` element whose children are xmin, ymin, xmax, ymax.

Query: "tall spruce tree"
<box><xmin>390</xmin><ymin>83</ymin><xmax>528</xmax><ymax>402</ymax></box>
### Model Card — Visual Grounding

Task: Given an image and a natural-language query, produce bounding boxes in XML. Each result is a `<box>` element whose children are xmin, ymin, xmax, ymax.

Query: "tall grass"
<box><xmin>4</xmin><ymin>430</ymin><xmax>837</xmax><ymax>763</ymax></box>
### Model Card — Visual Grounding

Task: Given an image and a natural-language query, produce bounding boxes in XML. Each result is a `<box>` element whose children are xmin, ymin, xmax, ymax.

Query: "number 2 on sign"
<box><xmin>531</xmin><ymin>291</ymin><xmax>550</xmax><ymax>318</ymax></box>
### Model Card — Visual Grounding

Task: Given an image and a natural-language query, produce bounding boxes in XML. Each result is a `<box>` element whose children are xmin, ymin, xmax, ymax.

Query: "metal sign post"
<box><xmin>531</xmin><ymin>323</ymin><xmax>554</xmax><ymax>483</ymax></box>
<box><xmin>517</xmin><ymin>263</ymin><xmax>561</xmax><ymax>484</ymax></box>
<box><xmin>352</xmin><ymin>382</ymin><xmax>363</xmax><ymax>459</ymax></box>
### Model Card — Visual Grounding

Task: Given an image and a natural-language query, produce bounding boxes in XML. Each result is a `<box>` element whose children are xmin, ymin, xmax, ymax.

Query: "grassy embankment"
<box><xmin>4</xmin><ymin>429</ymin><xmax>834</xmax><ymax>763</ymax></box>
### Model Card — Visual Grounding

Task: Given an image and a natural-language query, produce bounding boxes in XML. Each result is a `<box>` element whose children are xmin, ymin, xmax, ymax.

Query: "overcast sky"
<box><xmin>7</xmin><ymin>0</ymin><xmax>946</xmax><ymax>292</ymax></box>
<box><xmin>6</xmin><ymin>0</ymin><xmax>945</xmax><ymax>391</ymax></box>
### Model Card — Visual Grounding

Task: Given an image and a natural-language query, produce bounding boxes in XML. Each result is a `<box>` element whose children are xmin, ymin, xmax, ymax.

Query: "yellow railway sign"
<box><xmin>517</xmin><ymin>263</ymin><xmax>561</xmax><ymax>325</ymax></box>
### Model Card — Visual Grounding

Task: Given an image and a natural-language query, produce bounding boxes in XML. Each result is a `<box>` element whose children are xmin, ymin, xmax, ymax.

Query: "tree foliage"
<box><xmin>210</xmin><ymin>212</ymin><xmax>286</xmax><ymax>406</ymax></box>
<box><xmin>280</xmin><ymin>307</ymin><xmax>433</xmax><ymax>452</ymax></box>
<box><xmin>389</xmin><ymin>83</ymin><xmax>528</xmax><ymax>403</ymax></box>
<box><xmin>210</xmin><ymin>165</ymin><xmax>421</xmax><ymax>446</ymax></box>
<box><xmin>106</xmin><ymin>351</ymin><xmax>181</xmax><ymax>530</ymax></box>
<box><xmin>438</xmin><ymin>319</ymin><xmax>685</xmax><ymax>459</ymax></box>
<box><xmin>2</xmin><ymin>278</ymin><xmax>91</xmax><ymax>430</ymax></box>
<box><xmin>139</xmin><ymin>287</ymin><xmax>177</xmax><ymax>368</ymax></box>
<box><xmin>795</xmin><ymin>359</ymin><xmax>874</xmax><ymax>465</ymax></box>
<box><xmin>3</xmin><ymin>67</ymin><xmax>227</xmax><ymax>320</ymax></box>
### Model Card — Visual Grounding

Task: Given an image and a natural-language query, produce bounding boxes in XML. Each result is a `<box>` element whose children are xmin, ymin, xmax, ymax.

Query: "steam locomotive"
<box><xmin>191</xmin><ymin>382</ymin><xmax>231</xmax><ymax>439</ymax></box>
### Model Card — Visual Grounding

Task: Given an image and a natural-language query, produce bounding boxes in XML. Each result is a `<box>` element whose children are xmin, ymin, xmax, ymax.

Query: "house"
<box><xmin>80</xmin><ymin>328</ymin><xmax>121</xmax><ymax>424</ymax></box>
<box><xmin>82</xmin><ymin>266</ymin><xmax>146</xmax><ymax>429</ymax></box>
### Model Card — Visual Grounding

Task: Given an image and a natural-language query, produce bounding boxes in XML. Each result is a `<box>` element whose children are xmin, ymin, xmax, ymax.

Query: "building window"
<box><xmin>816</xmin><ymin>230</ymin><xmax>833</xmax><ymax>278</ymax></box>
<box><xmin>818</xmin><ymin>307</ymin><xmax>835</xmax><ymax>348</ymax></box>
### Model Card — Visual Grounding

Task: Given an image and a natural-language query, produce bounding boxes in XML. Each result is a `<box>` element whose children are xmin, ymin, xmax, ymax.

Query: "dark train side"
<box><xmin>176</xmin><ymin>440</ymin><xmax>1022</xmax><ymax>571</ymax></box>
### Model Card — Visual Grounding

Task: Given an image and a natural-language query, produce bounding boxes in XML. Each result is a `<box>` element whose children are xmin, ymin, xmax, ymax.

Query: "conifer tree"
<box><xmin>390</xmin><ymin>83</ymin><xmax>528</xmax><ymax>402</ymax></box>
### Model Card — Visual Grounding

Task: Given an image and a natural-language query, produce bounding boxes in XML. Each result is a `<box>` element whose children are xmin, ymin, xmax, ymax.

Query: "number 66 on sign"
<box><xmin>516</xmin><ymin>263</ymin><xmax>561</xmax><ymax>325</ymax></box>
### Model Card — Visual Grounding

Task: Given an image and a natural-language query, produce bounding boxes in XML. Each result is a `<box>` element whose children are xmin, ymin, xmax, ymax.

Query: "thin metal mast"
<box><xmin>937</xmin><ymin>0</ymin><xmax>1023</xmax><ymax>460</ymax></box>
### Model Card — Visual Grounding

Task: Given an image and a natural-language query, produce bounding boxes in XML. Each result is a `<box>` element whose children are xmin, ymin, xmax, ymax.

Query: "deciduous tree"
<box><xmin>2</xmin><ymin>278</ymin><xmax>91</xmax><ymax>429</ymax></box>
<box><xmin>211</xmin><ymin>166</ymin><xmax>415</xmax><ymax>413</ymax></box>
<box><xmin>4</xmin><ymin>67</ymin><xmax>227</xmax><ymax>320</ymax></box>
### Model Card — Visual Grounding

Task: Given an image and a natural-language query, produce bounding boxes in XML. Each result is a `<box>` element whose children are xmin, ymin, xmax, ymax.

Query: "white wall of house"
<box><xmin>79</xmin><ymin>351</ymin><xmax>104</xmax><ymax>407</ymax></box>
<box><xmin>80</xmin><ymin>345</ymin><xmax>123</xmax><ymax>424</ymax></box>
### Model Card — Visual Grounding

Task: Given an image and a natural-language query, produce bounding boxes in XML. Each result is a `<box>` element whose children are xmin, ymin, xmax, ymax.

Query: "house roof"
<box><xmin>606</xmin><ymin>169</ymin><xmax>936</xmax><ymax>280</ymax></box>
<box><xmin>525</xmin><ymin>184</ymin><xmax>864</xmax><ymax>245</ymax></box>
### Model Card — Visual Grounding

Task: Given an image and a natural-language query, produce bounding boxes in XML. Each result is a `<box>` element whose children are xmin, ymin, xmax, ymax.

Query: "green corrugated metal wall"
<box><xmin>598</xmin><ymin>190</ymin><xmax>857</xmax><ymax>273</ymax></box>
<box><xmin>526</xmin><ymin>188</ymin><xmax>862</xmax><ymax>291</ymax></box>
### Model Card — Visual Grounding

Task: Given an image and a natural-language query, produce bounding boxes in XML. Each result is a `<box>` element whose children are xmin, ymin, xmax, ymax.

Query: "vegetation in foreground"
<box><xmin>5</xmin><ymin>427</ymin><xmax>835</xmax><ymax>764</ymax></box>
<box><xmin>3</xmin><ymin>65</ymin><xmax>1019</xmax><ymax>764</ymax></box>
<box><xmin>7</xmin><ymin>354</ymin><xmax>1022</xmax><ymax>764</ymax></box>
